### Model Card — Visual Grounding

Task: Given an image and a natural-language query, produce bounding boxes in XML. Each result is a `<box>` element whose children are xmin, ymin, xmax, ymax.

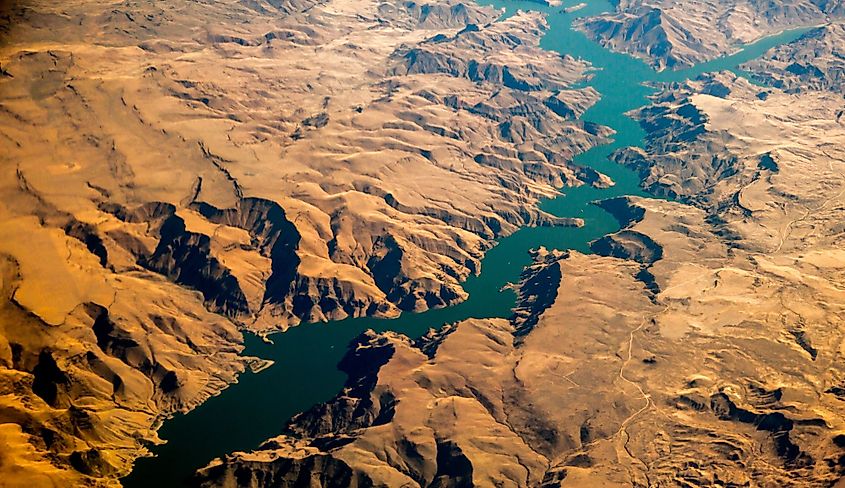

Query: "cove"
<box><xmin>123</xmin><ymin>2</ymin><xmax>810</xmax><ymax>486</ymax></box>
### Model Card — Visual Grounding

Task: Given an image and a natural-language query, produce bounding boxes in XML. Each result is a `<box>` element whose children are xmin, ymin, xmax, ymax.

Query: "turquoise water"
<box><xmin>123</xmin><ymin>2</ymin><xmax>808</xmax><ymax>486</ymax></box>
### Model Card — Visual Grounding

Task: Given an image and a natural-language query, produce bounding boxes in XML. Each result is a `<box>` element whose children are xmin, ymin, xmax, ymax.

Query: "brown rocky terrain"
<box><xmin>197</xmin><ymin>73</ymin><xmax>845</xmax><ymax>486</ymax></box>
<box><xmin>0</xmin><ymin>0</ymin><xmax>612</xmax><ymax>485</ymax></box>
<box><xmin>6</xmin><ymin>0</ymin><xmax>845</xmax><ymax>485</ymax></box>
<box><xmin>743</xmin><ymin>21</ymin><xmax>845</xmax><ymax>93</ymax></box>
<box><xmin>575</xmin><ymin>0</ymin><xmax>845</xmax><ymax>71</ymax></box>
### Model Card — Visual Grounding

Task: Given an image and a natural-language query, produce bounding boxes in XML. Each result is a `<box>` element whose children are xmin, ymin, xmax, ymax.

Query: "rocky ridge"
<box><xmin>575</xmin><ymin>0</ymin><xmax>845</xmax><ymax>71</ymax></box>
<box><xmin>197</xmin><ymin>68</ymin><xmax>845</xmax><ymax>488</ymax></box>
<box><xmin>0</xmin><ymin>0</ymin><xmax>611</xmax><ymax>485</ymax></box>
<box><xmin>743</xmin><ymin>21</ymin><xmax>845</xmax><ymax>93</ymax></box>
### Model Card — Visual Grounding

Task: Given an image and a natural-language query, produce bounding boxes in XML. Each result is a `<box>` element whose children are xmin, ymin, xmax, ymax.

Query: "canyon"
<box><xmin>2</xmin><ymin>0</ymin><xmax>845</xmax><ymax>486</ymax></box>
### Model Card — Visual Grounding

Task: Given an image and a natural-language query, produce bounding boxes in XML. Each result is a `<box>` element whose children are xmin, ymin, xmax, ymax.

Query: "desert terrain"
<box><xmin>576</xmin><ymin>0</ymin><xmax>844</xmax><ymax>70</ymax></box>
<box><xmin>197</xmin><ymin>16</ymin><xmax>845</xmax><ymax>488</ymax></box>
<box><xmin>3</xmin><ymin>0</ymin><xmax>845</xmax><ymax>486</ymax></box>
<box><xmin>743</xmin><ymin>21</ymin><xmax>845</xmax><ymax>93</ymax></box>
<box><xmin>0</xmin><ymin>0</ymin><xmax>612</xmax><ymax>485</ymax></box>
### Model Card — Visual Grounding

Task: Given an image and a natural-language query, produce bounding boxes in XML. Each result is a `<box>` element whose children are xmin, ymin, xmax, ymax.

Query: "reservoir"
<box><xmin>123</xmin><ymin>1</ymin><xmax>809</xmax><ymax>485</ymax></box>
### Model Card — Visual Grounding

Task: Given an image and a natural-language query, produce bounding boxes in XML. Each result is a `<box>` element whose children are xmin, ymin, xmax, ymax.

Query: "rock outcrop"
<box><xmin>743</xmin><ymin>22</ymin><xmax>845</xmax><ymax>93</ymax></box>
<box><xmin>576</xmin><ymin>0</ymin><xmax>844</xmax><ymax>71</ymax></box>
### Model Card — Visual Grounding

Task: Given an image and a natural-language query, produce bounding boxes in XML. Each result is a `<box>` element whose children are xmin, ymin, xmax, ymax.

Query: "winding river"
<box><xmin>123</xmin><ymin>1</ymin><xmax>809</xmax><ymax>485</ymax></box>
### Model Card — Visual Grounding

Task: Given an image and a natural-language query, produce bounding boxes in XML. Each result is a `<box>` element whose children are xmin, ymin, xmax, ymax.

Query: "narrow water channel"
<box><xmin>123</xmin><ymin>1</ymin><xmax>809</xmax><ymax>485</ymax></box>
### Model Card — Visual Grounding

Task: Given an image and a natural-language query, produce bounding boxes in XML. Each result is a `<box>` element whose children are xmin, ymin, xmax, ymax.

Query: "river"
<box><xmin>122</xmin><ymin>1</ymin><xmax>809</xmax><ymax>485</ymax></box>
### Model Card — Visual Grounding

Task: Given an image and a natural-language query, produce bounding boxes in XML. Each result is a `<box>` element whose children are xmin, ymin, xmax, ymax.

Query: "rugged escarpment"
<box><xmin>1</xmin><ymin>0</ymin><xmax>607</xmax><ymax>336</ymax></box>
<box><xmin>743</xmin><ymin>22</ymin><xmax>845</xmax><ymax>93</ymax></box>
<box><xmin>197</xmin><ymin>70</ymin><xmax>845</xmax><ymax>487</ymax></box>
<box><xmin>0</xmin><ymin>0</ymin><xmax>613</xmax><ymax>485</ymax></box>
<box><xmin>195</xmin><ymin>249</ymin><xmax>570</xmax><ymax>488</ymax></box>
<box><xmin>575</xmin><ymin>0</ymin><xmax>844</xmax><ymax>71</ymax></box>
<box><xmin>199</xmin><ymin>194</ymin><xmax>845</xmax><ymax>487</ymax></box>
<box><xmin>616</xmin><ymin>72</ymin><xmax>845</xmax><ymax>253</ymax></box>
<box><xmin>6</xmin><ymin>0</ymin><xmax>845</xmax><ymax>485</ymax></box>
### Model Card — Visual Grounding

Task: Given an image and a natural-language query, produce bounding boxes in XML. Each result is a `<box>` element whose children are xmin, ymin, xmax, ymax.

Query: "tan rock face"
<box><xmin>575</xmin><ymin>0</ymin><xmax>845</xmax><ymax>71</ymax></box>
<box><xmin>197</xmin><ymin>75</ymin><xmax>845</xmax><ymax>486</ymax></box>
<box><xmin>1</xmin><ymin>0</ymin><xmax>604</xmax><ymax>331</ymax></box>
<box><xmin>0</xmin><ymin>0</ymin><xmax>610</xmax><ymax>484</ymax></box>
<box><xmin>6</xmin><ymin>0</ymin><xmax>845</xmax><ymax>485</ymax></box>
<box><xmin>743</xmin><ymin>22</ymin><xmax>845</xmax><ymax>93</ymax></box>
<box><xmin>618</xmin><ymin>72</ymin><xmax>845</xmax><ymax>255</ymax></box>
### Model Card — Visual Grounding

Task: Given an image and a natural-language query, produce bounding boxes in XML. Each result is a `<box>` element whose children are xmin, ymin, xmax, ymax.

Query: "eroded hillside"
<box><xmin>575</xmin><ymin>0</ymin><xmax>845</xmax><ymax>70</ymax></box>
<box><xmin>743</xmin><ymin>21</ymin><xmax>845</xmax><ymax>93</ymax></box>
<box><xmin>198</xmin><ymin>58</ymin><xmax>845</xmax><ymax>488</ymax></box>
<box><xmin>0</xmin><ymin>0</ymin><xmax>611</xmax><ymax>484</ymax></box>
